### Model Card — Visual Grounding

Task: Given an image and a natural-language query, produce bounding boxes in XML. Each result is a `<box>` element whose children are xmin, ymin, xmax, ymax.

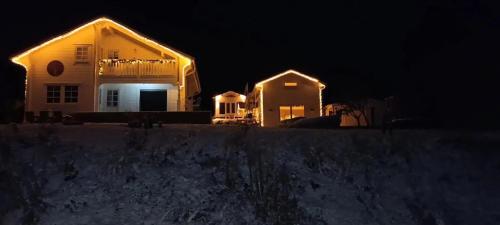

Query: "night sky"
<box><xmin>1</xmin><ymin>0</ymin><xmax>499</xmax><ymax>127</ymax></box>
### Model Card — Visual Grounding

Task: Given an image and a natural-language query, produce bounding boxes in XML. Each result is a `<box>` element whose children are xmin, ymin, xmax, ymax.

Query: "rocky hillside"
<box><xmin>1</xmin><ymin>124</ymin><xmax>499</xmax><ymax>225</ymax></box>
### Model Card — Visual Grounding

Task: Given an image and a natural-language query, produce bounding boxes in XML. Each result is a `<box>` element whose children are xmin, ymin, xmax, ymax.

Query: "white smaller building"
<box><xmin>213</xmin><ymin>91</ymin><xmax>246</xmax><ymax>120</ymax></box>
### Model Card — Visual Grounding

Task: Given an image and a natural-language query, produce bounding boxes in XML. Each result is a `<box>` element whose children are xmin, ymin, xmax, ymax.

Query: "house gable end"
<box><xmin>255</xmin><ymin>69</ymin><xmax>325</xmax><ymax>89</ymax></box>
<box><xmin>11</xmin><ymin>17</ymin><xmax>193</xmax><ymax>69</ymax></box>
<box><xmin>99</xmin><ymin>25</ymin><xmax>165</xmax><ymax>59</ymax></box>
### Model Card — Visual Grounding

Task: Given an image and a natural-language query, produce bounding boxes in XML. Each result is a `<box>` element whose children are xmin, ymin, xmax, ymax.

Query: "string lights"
<box><xmin>98</xmin><ymin>59</ymin><xmax>177</xmax><ymax>75</ymax></box>
<box><xmin>100</xmin><ymin>59</ymin><xmax>176</xmax><ymax>64</ymax></box>
<box><xmin>254</xmin><ymin>69</ymin><xmax>326</xmax><ymax>127</ymax></box>
<box><xmin>11</xmin><ymin>17</ymin><xmax>192</xmax><ymax>68</ymax></box>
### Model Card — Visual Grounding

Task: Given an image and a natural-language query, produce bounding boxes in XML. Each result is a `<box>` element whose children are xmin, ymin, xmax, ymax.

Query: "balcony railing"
<box><xmin>98</xmin><ymin>59</ymin><xmax>177</xmax><ymax>77</ymax></box>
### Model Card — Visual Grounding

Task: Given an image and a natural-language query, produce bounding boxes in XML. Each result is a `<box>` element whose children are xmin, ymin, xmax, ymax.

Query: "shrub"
<box><xmin>240</xmin><ymin>130</ymin><xmax>308</xmax><ymax>225</ymax></box>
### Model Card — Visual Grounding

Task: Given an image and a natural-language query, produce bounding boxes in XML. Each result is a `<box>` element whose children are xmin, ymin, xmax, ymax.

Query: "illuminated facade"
<box><xmin>213</xmin><ymin>91</ymin><xmax>246</xmax><ymax>120</ymax></box>
<box><xmin>248</xmin><ymin>70</ymin><xmax>326</xmax><ymax>127</ymax></box>
<box><xmin>11</xmin><ymin>17</ymin><xmax>200</xmax><ymax>116</ymax></box>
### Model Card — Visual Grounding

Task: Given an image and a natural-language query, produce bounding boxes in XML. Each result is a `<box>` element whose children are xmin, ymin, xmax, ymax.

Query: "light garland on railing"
<box><xmin>100</xmin><ymin>58</ymin><xmax>176</xmax><ymax>64</ymax></box>
<box><xmin>98</xmin><ymin>59</ymin><xmax>177</xmax><ymax>75</ymax></box>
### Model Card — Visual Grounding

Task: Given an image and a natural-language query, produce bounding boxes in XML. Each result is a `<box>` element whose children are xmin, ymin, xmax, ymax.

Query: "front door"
<box><xmin>140</xmin><ymin>90</ymin><xmax>167</xmax><ymax>111</ymax></box>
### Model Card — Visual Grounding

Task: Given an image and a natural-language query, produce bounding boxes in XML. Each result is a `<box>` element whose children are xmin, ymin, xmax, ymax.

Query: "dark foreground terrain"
<box><xmin>1</xmin><ymin>124</ymin><xmax>499</xmax><ymax>225</ymax></box>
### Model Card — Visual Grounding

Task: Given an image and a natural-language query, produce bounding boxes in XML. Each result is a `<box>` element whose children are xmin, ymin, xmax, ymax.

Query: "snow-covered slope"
<box><xmin>1</xmin><ymin>124</ymin><xmax>499</xmax><ymax>225</ymax></box>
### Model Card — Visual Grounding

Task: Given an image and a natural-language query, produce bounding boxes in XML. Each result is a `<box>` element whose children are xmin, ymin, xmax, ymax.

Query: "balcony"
<box><xmin>98</xmin><ymin>59</ymin><xmax>177</xmax><ymax>77</ymax></box>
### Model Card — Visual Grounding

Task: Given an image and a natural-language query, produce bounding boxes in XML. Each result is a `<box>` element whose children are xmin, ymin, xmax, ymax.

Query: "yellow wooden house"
<box><xmin>11</xmin><ymin>17</ymin><xmax>200</xmax><ymax>117</ymax></box>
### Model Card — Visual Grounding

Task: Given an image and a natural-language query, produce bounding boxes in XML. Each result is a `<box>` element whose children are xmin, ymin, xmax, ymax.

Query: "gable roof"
<box><xmin>11</xmin><ymin>17</ymin><xmax>194</xmax><ymax>68</ymax></box>
<box><xmin>222</xmin><ymin>91</ymin><xmax>243</xmax><ymax>97</ymax></box>
<box><xmin>213</xmin><ymin>91</ymin><xmax>245</xmax><ymax>99</ymax></box>
<box><xmin>255</xmin><ymin>69</ymin><xmax>326</xmax><ymax>89</ymax></box>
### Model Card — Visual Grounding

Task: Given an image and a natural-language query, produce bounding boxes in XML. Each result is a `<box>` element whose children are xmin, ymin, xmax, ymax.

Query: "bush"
<box><xmin>239</xmin><ymin>129</ymin><xmax>309</xmax><ymax>225</ymax></box>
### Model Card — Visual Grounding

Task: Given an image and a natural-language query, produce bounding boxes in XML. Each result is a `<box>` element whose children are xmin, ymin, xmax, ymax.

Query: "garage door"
<box><xmin>140</xmin><ymin>90</ymin><xmax>167</xmax><ymax>111</ymax></box>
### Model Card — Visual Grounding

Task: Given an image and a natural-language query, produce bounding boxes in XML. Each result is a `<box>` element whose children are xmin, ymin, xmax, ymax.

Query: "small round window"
<box><xmin>47</xmin><ymin>60</ymin><xmax>64</xmax><ymax>76</ymax></box>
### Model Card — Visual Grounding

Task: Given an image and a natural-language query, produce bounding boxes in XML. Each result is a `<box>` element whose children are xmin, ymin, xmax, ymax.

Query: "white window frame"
<box><xmin>75</xmin><ymin>45</ymin><xmax>90</xmax><ymax>63</ymax></box>
<box><xmin>106</xmin><ymin>90</ymin><xmax>119</xmax><ymax>107</ymax></box>
<box><xmin>107</xmin><ymin>49</ymin><xmax>119</xmax><ymax>59</ymax></box>
<box><xmin>47</xmin><ymin>85</ymin><xmax>61</xmax><ymax>103</ymax></box>
<box><xmin>64</xmin><ymin>85</ymin><xmax>79</xmax><ymax>103</ymax></box>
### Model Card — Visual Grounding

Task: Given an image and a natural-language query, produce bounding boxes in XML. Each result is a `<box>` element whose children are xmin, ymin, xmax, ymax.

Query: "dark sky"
<box><xmin>1</xmin><ymin>0</ymin><xmax>500</xmax><ymax>127</ymax></box>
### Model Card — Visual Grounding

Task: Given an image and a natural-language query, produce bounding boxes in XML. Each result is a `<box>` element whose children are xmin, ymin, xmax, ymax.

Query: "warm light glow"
<box><xmin>11</xmin><ymin>17</ymin><xmax>192</xmax><ymax>71</ymax></box>
<box><xmin>319</xmin><ymin>82</ymin><xmax>326</xmax><ymax>116</ymax></box>
<box><xmin>213</xmin><ymin>91</ymin><xmax>247</xmax><ymax>119</ymax></box>
<box><xmin>180</xmin><ymin>62</ymin><xmax>191</xmax><ymax>88</ymax></box>
<box><xmin>284</xmin><ymin>82</ymin><xmax>298</xmax><ymax>87</ymax></box>
<box><xmin>98</xmin><ymin>59</ymin><xmax>177</xmax><ymax>76</ymax></box>
<box><xmin>214</xmin><ymin>91</ymin><xmax>245</xmax><ymax>102</ymax></box>
<box><xmin>319</xmin><ymin>86</ymin><xmax>323</xmax><ymax>116</ymax></box>
<box><xmin>255</xmin><ymin>69</ymin><xmax>325</xmax><ymax>88</ymax></box>
<box><xmin>24</xmin><ymin>75</ymin><xmax>28</xmax><ymax>112</ymax></box>
<box><xmin>214</xmin><ymin>95</ymin><xmax>221</xmax><ymax>116</ymax></box>
<box><xmin>259</xmin><ymin>87</ymin><xmax>264</xmax><ymax>126</ymax></box>
<box><xmin>280</xmin><ymin>105</ymin><xmax>305</xmax><ymax>121</ymax></box>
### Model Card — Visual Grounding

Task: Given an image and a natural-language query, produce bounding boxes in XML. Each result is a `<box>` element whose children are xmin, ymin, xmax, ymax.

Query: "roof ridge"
<box><xmin>11</xmin><ymin>17</ymin><xmax>193</xmax><ymax>69</ymax></box>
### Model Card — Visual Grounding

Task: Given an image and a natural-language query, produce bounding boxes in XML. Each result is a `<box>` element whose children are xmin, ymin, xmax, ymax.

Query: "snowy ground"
<box><xmin>1</xmin><ymin>124</ymin><xmax>499</xmax><ymax>225</ymax></box>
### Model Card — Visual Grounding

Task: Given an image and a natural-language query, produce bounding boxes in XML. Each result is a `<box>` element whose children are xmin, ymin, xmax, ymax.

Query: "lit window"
<box><xmin>64</xmin><ymin>86</ymin><xmax>78</xmax><ymax>103</ymax></box>
<box><xmin>47</xmin><ymin>85</ymin><xmax>61</xmax><ymax>103</ymax></box>
<box><xmin>75</xmin><ymin>45</ymin><xmax>90</xmax><ymax>63</ymax></box>
<box><xmin>279</xmin><ymin>105</ymin><xmax>305</xmax><ymax>121</ymax></box>
<box><xmin>108</xmin><ymin>49</ymin><xmax>119</xmax><ymax>59</ymax></box>
<box><xmin>292</xmin><ymin>106</ymin><xmax>305</xmax><ymax>118</ymax></box>
<box><xmin>280</xmin><ymin>106</ymin><xmax>291</xmax><ymax>120</ymax></box>
<box><xmin>107</xmin><ymin>90</ymin><xmax>119</xmax><ymax>107</ymax></box>
<box><xmin>284</xmin><ymin>82</ymin><xmax>298</xmax><ymax>87</ymax></box>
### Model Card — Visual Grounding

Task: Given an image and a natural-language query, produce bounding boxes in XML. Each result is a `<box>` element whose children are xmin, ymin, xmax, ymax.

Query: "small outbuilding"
<box><xmin>213</xmin><ymin>91</ymin><xmax>246</xmax><ymax>121</ymax></box>
<box><xmin>248</xmin><ymin>70</ymin><xmax>326</xmax><ymax>127</ymax></box>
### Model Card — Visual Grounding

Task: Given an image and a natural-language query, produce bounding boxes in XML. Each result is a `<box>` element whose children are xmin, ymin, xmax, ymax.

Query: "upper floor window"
<box><xmin>75</xmin><ymin>45</ymin><xmax>90</xmax><ymax>63</ymax></box>
<box><xmin>64</xmin><ymin>86</ymin><xmax>78</xmax><ymax>103</ymax></box>
<box><xmin>108</xmin><ymin>49</ymin><xmax>119</xmax><ymax>59</ymax></box>
<box><xmin>284</xmin><ymin>82</ymin><xmax>298</xmax><ymax>87</ymax></box>
<box><xmin>47</xmin><ymin>85</ymin><xmax>61</xmax><ymax>103</ymax></box>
